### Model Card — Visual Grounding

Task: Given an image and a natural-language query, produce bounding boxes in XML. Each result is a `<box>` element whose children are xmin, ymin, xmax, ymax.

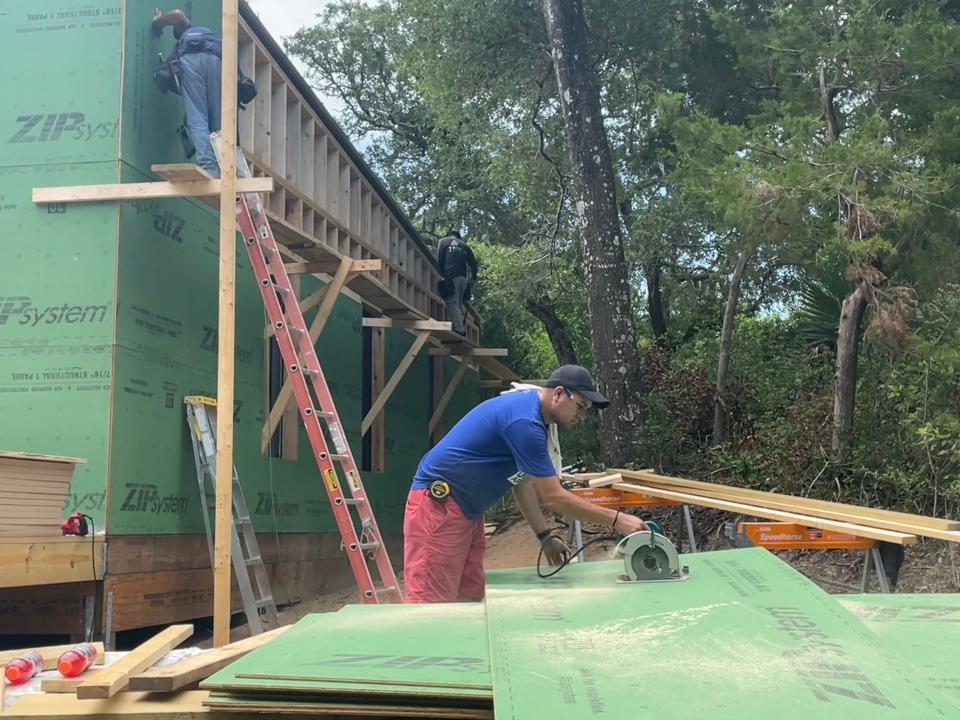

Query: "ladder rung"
<box><xmin>288</xmin><ymin>326</ymin><xmax>305</xmax><ymax>337</ymax></box>
<box><xmin>358</xmin><ymin>540</ymin><xmax>380</xmax><ymax>551</ymax></box>
<box><xmin>344</xmin><ymin>498</ymin><xmax>365</xmax><ymax>506</ymax></box>
<box><xmin>254</xmin><ymin>597</ymin><xmax>275</xmax><ymax>608</ymax></box>
<box><xmin>271</xmin><ymin>283</ymin><xmax>291</xmax><ymax>297</ymax></box>
<box><xmin>303</xmin><ymin>367</ymin><xmax>319</xmax><ymax>377</ymax></box>
<box><xmin>331</xmin><ymin>453</ymin><xmax>350</xmax><ymax>461</ymax></box>
<box><xmin>245</xmin><ymin>555</ymin><xmax>262</xmax><ymax>565</ymax></box>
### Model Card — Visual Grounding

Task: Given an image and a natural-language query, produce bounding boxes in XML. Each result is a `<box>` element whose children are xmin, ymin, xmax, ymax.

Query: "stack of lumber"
<box><xmin>201</xmin><ymin>605</ymin><xmax>493</xmax><ymax>719</ymax></box>
<box><xmin>605</xmin><ymin>468</ymin><xmax>960</xmax><ymax>544</ymax></box>
<box><xmin>0</xmin><ymin>452</ymin><xmax>85</xmax><ymax>537</ymax></box>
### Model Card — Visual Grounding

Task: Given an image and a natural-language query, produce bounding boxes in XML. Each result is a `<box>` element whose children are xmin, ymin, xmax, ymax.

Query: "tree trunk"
<box><xmin>645</xmin><ymin>259</ymin><xmax>668</xmax><ymax>344</ymax></box>
<box><xmin>832</xmin><ymin>283</ymin><xmax>869</xmax><ymax>462</ymax></box>
<box><xmin>712</xmin><ymin>249</ymin><xmax>751</xmax><ymax>445</ymax></box>
<box><xmin>542</xmin><ymin>0</ymin><xmax>644</xmax><ymax>465</ymax></box>
<box><xmin>525</xmin><ymin>295</ymin><xmax>579</xmax><ymax>366</ymax></box>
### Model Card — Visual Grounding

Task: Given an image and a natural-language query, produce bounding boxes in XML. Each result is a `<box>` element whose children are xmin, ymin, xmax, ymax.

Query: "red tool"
<box><xmin>61</xmin><ymin>512</ymin><xmax>91</xmax><ymax>536</ymax></box>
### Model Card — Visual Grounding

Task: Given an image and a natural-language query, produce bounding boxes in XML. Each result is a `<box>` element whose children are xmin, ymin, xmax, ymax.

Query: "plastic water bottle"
<box><xmin>4</xmin><ymin>651</ymin><xmax>43</xmax><ymax>685</ymax></box>
<box><xmin>57</xmin><ymin>643</ymin><xmax>99</xmax><ymax>678</ymax></box>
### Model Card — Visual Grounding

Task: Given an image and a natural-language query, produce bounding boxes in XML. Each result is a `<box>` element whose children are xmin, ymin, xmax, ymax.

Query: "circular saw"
<box><xmin>615</xmin><ymin>530</ymin><xmax>689</xmax><ymax>582</ymax></box>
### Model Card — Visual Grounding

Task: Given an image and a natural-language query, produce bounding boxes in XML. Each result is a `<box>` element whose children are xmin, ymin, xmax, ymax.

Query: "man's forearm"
<box><xmin>512</xmin><ymin>480</ymin><xmax>549</xmax><ymax>535</ymax></box>
<box><xmin>545</xmin><ymin>489</ymin><xmax>618</xmax><ymax>528</ymax></box>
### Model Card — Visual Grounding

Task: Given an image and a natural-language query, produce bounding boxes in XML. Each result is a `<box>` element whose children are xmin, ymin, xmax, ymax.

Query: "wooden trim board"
<box><xmin>616</xmin><ymin>469</ymin><xmax>960</xmax><ymax>533</ymax></box>
<box><xmin>614</xmin><ymin>482</ymin><xmax>918</xmax><ymax>545</ymax></box>
<box><xmin>129</xmin><ymin>626</ymin><xmax>290</xmax><ymax>692</ymax></box>
<box><xmin>32</xmin><ymin>178</ymin><xmax>272</xmax><ymax>204</ymax></box>
<box><xmin>76</xmin><ymin>624</ymin><xmax>194</xmax><ymax>699</ymax></box>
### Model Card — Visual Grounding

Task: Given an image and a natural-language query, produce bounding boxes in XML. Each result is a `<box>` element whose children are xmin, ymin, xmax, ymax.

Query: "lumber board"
<box><xmin>428</xmin><ymin>362</ymin><xmax>468</xmax><ymax>435</ymax></box>
<box><xmin>362</xmin><ymin>317</ymin><xmax>453</xmax><ymax>331</ymax></box>
<box><xmin>151</xmin><ymin>164</ymin><xmax>215</xmax><ymax>181</ymax></box>
<box><xmin>361</xmin><ymin>331</ymin><xmax>431</xmax><ymax>434</ymax></box>
<box><xmin>585</xmin><ymin>472</ymin><xmax>624</xmax><ymax>488</ymax></box>
<box><xmin>285</xmin><ymin>259</ymin><xmax>382</xmax><ymax>274</ymax></box>
<box><xmin>76</xmin><ymin>624</ymin><xmax>194</xmax><ymax>699</ymax></box>
<box><xmin>428</xmin><ymin>347</ymin><xmax>508</xmax><ymax>357</ymax></box>
<box><xmin>0</xmin><ymin>642</ymin><xmax>103</xmax><ymax>672</ymax></box>
<box><xmin>39</xmin><ymin>677</ymin><xmax>86</xmax><ymax>693</ymax></box>
<box><xmin>636</xmin><ymin>481</ymin><xmax>960</xmax><ymax>543</ymax></box>
<box><xmin>129</xmin><ymin>626</ymin><xmax>290</xmax><ymax>692</ymax></box>
<box><xmin>617</xmin><ymin>469</ymin><xmax>960</xmax><ymax>533</ymax></box>
<box><xmin>0</xmin><ymin>538</ymin><xmax>104</xmax><ymax>588</ymax></box>
<box><xmin>614</xmin><ymin>481</ymin><xmax>918</xmax><ymax>544</ymax></box>
<box><xmin>0</xmin><ymin>452</ymin><xmax>85</xmax><ymax>465</ymax></box>
<box><xmin>32</xmin><ymin>178</ymin><xmax>272</xmax><ymax>204</ymax></box>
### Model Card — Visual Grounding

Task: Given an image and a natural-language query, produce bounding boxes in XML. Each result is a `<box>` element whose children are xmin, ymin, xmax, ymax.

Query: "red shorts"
<box><xmin>403</xmin><ymin>488</ymin><xmax>485</xmax><ymax>603</ymax></box>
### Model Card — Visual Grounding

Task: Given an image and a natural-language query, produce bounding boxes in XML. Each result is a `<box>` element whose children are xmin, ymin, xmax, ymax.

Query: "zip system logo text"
<box><xmin>8</xmin><ymin>113</ymin><xmax>119</xmax><ymax>144</ymax></box>
<box><xmin>0</xmin><ymin>296</ymin><xmax>109</xmax><ymax>327</ymax></box>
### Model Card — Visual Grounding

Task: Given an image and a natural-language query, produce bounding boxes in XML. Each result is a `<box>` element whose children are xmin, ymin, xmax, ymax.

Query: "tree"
<box><xmin>541</xmin><ymin>0</ymin><xmax>646</xmax><ymax>464</ymax></box>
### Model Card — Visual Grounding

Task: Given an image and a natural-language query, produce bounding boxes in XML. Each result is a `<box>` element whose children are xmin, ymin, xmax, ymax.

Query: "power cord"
<box><xmin>536</xmin><ymin>533</ymin><xmax>619</xmax><ymax>578</ymax></box>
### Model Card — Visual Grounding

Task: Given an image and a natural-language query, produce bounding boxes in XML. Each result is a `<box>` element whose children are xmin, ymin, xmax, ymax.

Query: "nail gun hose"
<box><xmin>536</xmin><ymin>535</ymin><xmax>618</xmax><ymax>579</ymax></box>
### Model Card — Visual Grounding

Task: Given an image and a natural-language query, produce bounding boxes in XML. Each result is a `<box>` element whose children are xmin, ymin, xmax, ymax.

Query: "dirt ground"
<box><xmin>215</xmin><ymin>506</ymin><xmax>960</xmax><ymax>644</ymax></box>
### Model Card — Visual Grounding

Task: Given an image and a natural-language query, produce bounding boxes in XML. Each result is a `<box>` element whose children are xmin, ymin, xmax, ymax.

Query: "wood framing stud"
<box><xmin>428</xmin><ymin>361</ymin><xmax>469</xmax><ymax>436</ymax></box>
<box><xmin>429</xmin><ymin>347</ymin><xmax>509</xmax><ymax>357</ymax></box>
<box><xmin>285</xmin><ymin>259</ymin><xmax>382</xmax><ymax>274</ymax></box>
<box><xmin>362</xmin><ymin>331</ymin><xmax>432</xmax><ymax>435</ymax></box>
<box><xmin>261</xmin><ymin>258</ymin><xmax>353</xmax><ymax>453</ymax></box>
<box><xmin>75</xmin><ymin>624</ymin><xmax>194</xmax><ymax>699</ymax></box>
<box><xmin>364</xmin><ymin>318</ymin><xmax>453</xmax><ymax>331</ymax></box>
<box><xmin>32</xmin><ymin>178</ymin><xmax>272</xmax><ymax>204</ymax></box>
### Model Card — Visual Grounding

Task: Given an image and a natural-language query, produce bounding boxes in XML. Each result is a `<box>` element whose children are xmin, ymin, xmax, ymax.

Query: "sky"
<box><xmin>244</xmin><ymin>0</ymin><xmax>348</xmax><ymax>114</ymax></box>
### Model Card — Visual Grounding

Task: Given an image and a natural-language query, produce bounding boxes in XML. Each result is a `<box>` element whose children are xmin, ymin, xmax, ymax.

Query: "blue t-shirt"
<box><xmin>412</xmin><ymin>390</ymin><xmax>557</xmax><ymax>518</ymax></box>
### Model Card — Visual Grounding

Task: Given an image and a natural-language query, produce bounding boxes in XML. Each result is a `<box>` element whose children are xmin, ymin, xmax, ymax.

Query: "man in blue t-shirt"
<box><xmin>404</xmin><ymin>364</ymin><xmax>648</xmax><ymax>603</ymax></box>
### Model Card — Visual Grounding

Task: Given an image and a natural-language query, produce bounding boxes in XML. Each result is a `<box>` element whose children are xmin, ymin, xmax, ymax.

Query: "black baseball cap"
<box><xmin>545</xmin><ymin>365</ymin><xmax>610</xmax><ymax>409</ymax></box>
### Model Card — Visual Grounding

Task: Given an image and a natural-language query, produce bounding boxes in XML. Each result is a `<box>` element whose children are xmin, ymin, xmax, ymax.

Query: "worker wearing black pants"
<box><xmin>437</xmin><ymin>231</ymin><xmax>478</xmax><ymax>336</ymax></box>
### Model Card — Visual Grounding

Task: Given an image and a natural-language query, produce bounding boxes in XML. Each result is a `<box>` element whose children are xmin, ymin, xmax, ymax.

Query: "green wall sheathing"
<box><xmin>0</xmin><ymin>3</ymin><xmax>122</xmax><ymax>169</ymax></box>
<box><xmin>0</xmin><ymin>163</ymin><xmax>119</xmax><ymax>527</ymax></box>
<box><xmin>1</xmin><ymin>0</ymin><xmax>484</xmax><ymax>540</ymax></box>
<box><xmin>486</xmin><ymin>550</ymin><xmax>955</xmax><ymax>719</ymax></box>
<box><xmin>203</xmin><ymin>603</ymin><xmax>490</xmax><ymax>700</ymax></box>
<box><xmin>839</xmin><ymin>593</ymin><xmax>960</xmax><ymax>710</ymax></box>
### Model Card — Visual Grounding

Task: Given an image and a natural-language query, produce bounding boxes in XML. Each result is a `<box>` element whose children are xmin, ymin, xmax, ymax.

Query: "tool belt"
<box><xmin>428</xmin><ymin>480</ymin><xmax>451</xmax><ymax>501</ymax></box>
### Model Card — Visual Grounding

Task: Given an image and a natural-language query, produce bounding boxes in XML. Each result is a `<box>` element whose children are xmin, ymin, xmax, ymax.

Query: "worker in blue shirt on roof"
<box><xmin>404</xmin><ymin>364</ymin><xmax>649</xmax><ymax>603</ymax></box>
<box><xmin>152</xmin><ymin>8</ymin><xmax>224</xmax><ymax>178</ymax></box>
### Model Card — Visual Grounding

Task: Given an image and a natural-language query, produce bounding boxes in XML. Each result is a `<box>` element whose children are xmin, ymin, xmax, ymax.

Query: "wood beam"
<box><xmin>370</xmin><ymin>326</ymin><xmax>386</xmax><ymax>472</ymax></box>
<box><xmin>428</xmin><ymin>362</ymin><xmax>469</xmax><ymax>436</ymax></box>
<box><xmin>260</xmin><ymin>258</ymin><xmax>353</xmax><ymax>454</ymax></box>
<box><xmin>214</xmin><ymin>0</ymin><xmax>240</xmax><ymax>650</ymax></box>
<box><xmin>76</xmin><ymin>624</ymin><xmax>194</xmax><ymax>699</ymax></box>
<box><xmin>129</xmin><ymin>626</ymin><xmax>289</xmax><ymax>692</ymax></box>
<box><xmin>429</xmin><ymin>347</ymin><xmax>509</xmax><ymax>357</ymax></box>
<box><xmin>362</xmin><ymin>331</ymin><xmax>431</xmax><ymax>435</ymax></box>
<box><xmin>614</xmin><ymin>482</ymin><xmax>918</xmax><ymax>545</ymax></box>
<box><xmin>616</xmin><ymin>469</ymin><xmax>960</xmax><ymax>533</ymax></box>
<box><xmin>32</xmin><ymin>178</ymin><xmax>271</xmax><ymax>204</ymax></box>
<box><xmin>285</xmin><ymin>259</ymin><xmax>382</xmax><ymax>274</ymax></box>
<box><xmin>364</xmin><ymin>318</ymin><xmax>453</xmax><ymax>331</ymax></box>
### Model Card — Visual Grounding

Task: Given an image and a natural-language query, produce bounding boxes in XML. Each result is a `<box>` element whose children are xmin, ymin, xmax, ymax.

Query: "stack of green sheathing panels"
<box><xmin>485</xmin><ymin>549</ymin><xmax>955</xmax><ymax>719</ymax></box>
<box><xmin>202</xmin><ymin>549</ymin><xmax>957</xmax><ymax>719</ymax></box>
<box><xmin>203</xmin><ymin>603</ymin><xmax>493</xmax><ymax>717</ymax></box>
<box><xmin>838</xmin><ymin>593</ymin><xmax>960</xmax><ymax>711</ymax></box>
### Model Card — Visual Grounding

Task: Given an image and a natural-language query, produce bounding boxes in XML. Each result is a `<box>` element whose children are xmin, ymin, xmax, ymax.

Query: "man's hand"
<box><xmin>540</xmin><ymin>535</ymin><xmax>570</xmax><ymax>566</ymax></box>
<box><xmin>152</xmin><ymin>8</ymin><xmax>165</xmax><ymax>35</ymax></box>
<box><xmin>614</xmin><ymin>513</ymin><xmax>649</xmax><ymax>535</ymax></box>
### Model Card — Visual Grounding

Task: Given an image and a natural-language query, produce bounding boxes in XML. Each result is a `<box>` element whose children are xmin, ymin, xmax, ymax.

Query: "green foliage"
<box><xmin>286</xmin><ymin>0</ymin><xmax>960</xmax><ymax>516</ymax></box>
